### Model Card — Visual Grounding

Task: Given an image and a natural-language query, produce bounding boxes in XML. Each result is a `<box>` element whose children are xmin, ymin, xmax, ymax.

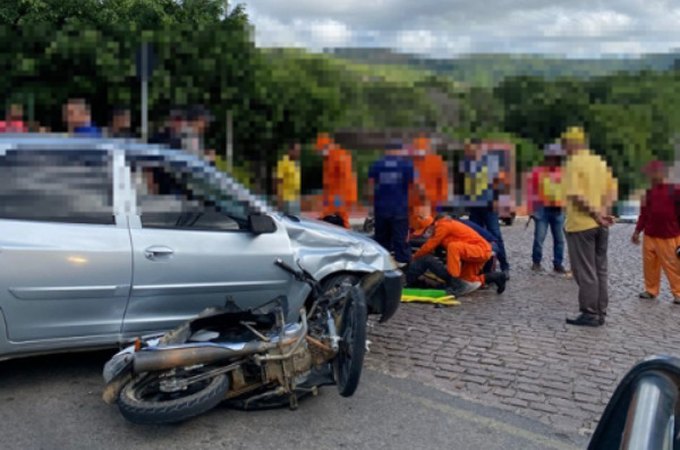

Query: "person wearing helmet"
<box><xmin>408</xmin><ymin>215</ymin><xmax>507</xmax><ymax>296</ymax></box>
<box><xmin>316</xmin><ymin>133</ymin><xmax>357</xmax><ymax>229</ymax></box>
<box><xmin>526</xmin><ymin>142</ymin><xmax>568</xmax><ymax>275</ymax></box>
<box><xmin>632</xmin><ymin>160</ymin><xmax>680</xmax><ymax>304</ymax></box>
<box><xmin>562</xmin><ymin>126</ymin><xmax>618</xmax><ymax>327</ymax></box>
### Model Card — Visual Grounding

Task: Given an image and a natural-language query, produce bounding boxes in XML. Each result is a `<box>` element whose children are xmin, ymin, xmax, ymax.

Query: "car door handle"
<box><xmin>144</xmin><ymin>246</ymin><xmax>174</xmax><ymax>260</ymax></box>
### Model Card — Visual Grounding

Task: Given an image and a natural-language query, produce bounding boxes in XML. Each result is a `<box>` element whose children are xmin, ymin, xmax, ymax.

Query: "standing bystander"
<box><xmin>0</xmin><ymin>104</ymin><xmax>28</xmax><ymax>133</ymax></box>
<box><xmin>632</xmin><ymin>160</ymin><xmax>680</xmax><ymax>303</ymax></box>
<box><xmin>368</xmin><ymin>141</ymin><xmax>417</xmax><ymax>268</ymax></box>
<box><xmin>316</xmin><ymin>133</ymin><xmax>357</xmax><ymax>229</ymax></box>
<box><xmin>275</xmin><ymin>143</ymin><xmax>302</xmax><ymax>216</ymax></box>
<box><xmin>63</xmin><ymin>98</ymin><xmax>101</xmax><ymax>137</ymax></box>
<box><xmin>526</xmin><ymin>142</ymin><xmax>569</xmax><ymax>274</ymax></box>
<box><xmin>562</xmin><ymin>127</ymin><xmax>618</xmax><ymax>327</ymax></box>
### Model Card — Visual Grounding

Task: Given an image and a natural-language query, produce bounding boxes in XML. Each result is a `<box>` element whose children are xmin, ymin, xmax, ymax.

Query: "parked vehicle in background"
<box><xmin>0</xmin><ymin>134</ymin><xmax>402</xmax><ymax>361</ymax></box>
<box><xmin>616</xmin><ymin>199</ymin><xmax>640</xmax><ymax>223</ymax></box>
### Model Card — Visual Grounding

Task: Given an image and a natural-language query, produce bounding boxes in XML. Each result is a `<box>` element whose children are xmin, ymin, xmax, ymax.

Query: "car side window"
<box><xmin>129</xmin><ymin>157</ymin><xmax>246</xmax><ymax>232</ymax></box>
<box><xmin>0</xmin><ymin>149</ymin><xmax>114</xmax><ymax>225</ymax></box>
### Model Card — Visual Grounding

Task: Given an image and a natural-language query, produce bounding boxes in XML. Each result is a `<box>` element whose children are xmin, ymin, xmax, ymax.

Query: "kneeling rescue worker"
<box><xmin>408</xmin><ymin>215</ymin><xmax>507</xmax><ymax>297</ymax></box>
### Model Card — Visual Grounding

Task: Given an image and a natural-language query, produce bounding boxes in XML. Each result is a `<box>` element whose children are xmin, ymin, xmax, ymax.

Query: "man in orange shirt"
<box><xmin>409</xmin><ymin>215</ymin><xmax>507</xmax><ymax>296</ymax></box>
<box><xmin>409</xmin><ymin>136</ymin><xmax>448</xmax><ymax>230</ymax></box>
<box><xmin>316</xmin><ymin>133</ymin><xmax>357</xmax><ymax>229</ymax></box>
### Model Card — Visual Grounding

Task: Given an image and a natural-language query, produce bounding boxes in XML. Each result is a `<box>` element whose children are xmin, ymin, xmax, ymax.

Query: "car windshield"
<box><xmin>125</xmin><ymin>146</ymin><xmax>272</xmax><ymax>223</ymax></box>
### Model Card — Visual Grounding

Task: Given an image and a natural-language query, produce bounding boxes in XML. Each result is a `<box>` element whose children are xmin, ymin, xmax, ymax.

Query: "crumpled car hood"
<box><xmin>278</xmin><ymin>215</ymin><xmax>395</xmax><ymax>280</ymax></box>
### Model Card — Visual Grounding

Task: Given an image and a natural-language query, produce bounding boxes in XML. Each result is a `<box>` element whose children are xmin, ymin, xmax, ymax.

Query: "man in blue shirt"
<box><xmin>368</xmin><ymin>141</ymin><xmax>419</xmax><ymax>267</ymax></box>
<box><xmin>63</xmin><ymin>98</ymin><xmax>102</xmax><ymax>137</ymax></box>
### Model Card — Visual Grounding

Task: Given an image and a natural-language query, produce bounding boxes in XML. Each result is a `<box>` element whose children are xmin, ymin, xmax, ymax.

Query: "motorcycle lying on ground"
<box><xmin>102</xmin><ymin>259</ymin><xmax>384</xmax><ymax>424</ymax></box>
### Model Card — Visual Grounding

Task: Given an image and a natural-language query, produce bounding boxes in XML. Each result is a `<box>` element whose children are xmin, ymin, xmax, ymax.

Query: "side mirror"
<box><xmin>248</xmin><ymin>213</ymin><xmax>277</xmax><ymax>235</ymax></box>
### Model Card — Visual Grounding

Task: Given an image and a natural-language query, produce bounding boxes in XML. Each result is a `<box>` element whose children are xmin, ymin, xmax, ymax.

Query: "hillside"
<box><xmin>327</xmin><ymin>48</ymin><xmax>680</xmax><ymax>86</ymax></box>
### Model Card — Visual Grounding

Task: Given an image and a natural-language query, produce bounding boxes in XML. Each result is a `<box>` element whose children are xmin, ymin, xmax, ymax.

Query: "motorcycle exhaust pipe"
<box><xmin>133</xmin><ymin>342</ymin><xmax>272</xmax><ymax>373</ymax></box>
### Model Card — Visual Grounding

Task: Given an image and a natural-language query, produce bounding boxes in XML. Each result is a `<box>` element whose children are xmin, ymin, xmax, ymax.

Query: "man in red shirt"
<box><xmin>632</xmin><ymin>160</ymin><xmax>680</xmax><ymax>303</ymax></box>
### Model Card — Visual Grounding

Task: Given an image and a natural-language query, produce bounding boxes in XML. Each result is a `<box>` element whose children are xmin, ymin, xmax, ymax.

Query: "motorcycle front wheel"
<box><xmin>334</xmin><ymin>285</ymin><xmax>368</xmax><ymax>397</ymax></box>
<box><xmin>117</xmin><ymin>368</ymin><xmax>230</xmax><ymax>424</ymax></box>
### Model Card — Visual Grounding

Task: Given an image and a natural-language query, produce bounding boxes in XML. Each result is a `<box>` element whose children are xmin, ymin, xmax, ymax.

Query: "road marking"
<box><xmin>369</xmin><ymin>379</ymin><xmax>581</xmax><ymax>450</ymax></box>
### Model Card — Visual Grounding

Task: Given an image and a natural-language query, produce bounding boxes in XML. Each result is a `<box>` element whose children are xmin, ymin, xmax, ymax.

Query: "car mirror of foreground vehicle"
<box><xmin>588</xmin><ymin>355</ymin><xmax>680</xmax><ymax>450</ymax></box>
<box><xmin>248</xmin><ymin>213</ymin><xmax>277</xmax><ymax>235</ymax></box>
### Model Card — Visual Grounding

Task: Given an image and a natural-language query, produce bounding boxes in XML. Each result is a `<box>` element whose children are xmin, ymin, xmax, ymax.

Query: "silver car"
<box><xmin>0</xmin><ymin>134</ymin><xmax>402</xmax><ymax>361</ymax></box>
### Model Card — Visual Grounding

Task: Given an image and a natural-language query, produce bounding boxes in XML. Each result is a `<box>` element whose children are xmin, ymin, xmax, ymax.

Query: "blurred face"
<box><xmin>561</xmin><ymin>139</ymin><xmax>581</xmax><ymax>155</ymax></box>
<box><xmin>464</xmin><ymin>143</ymin><xmax>478</xmax><ymax>158</ymax></box>
<box><xmin>289</xmin><ymin>143</ymin><xmax>301</xmax><ymax>160</ymax></box>
<box><xmin>64</xmin><ymin>101</ymin><xmax>90</xmax><ymax>129</ymax></box>
<box><xmin>7</xmin><ymin>104</ymin><xmax>23</xmax><ymax>121</ymax></box>
<box><xmin>648</xmin><ymin>168</ymin><xmax>666</xmax><ymax>184</ymax></box>
<box><xmin>113</xmin><ymin>111</ymin><xmax>131</xmax><ymax>130</ymax></box>
<box><xmin>545</xmin><ymin>156</ymin><xmax>562</xmax><ymax>167</ymax></box>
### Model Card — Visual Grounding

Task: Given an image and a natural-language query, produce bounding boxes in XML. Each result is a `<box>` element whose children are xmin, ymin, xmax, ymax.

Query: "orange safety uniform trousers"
<box><xmin>445</xmin><ymin>241</ymin><xmax>492</xmax><ymax>285</ymax></box>
<box><xmin>643</xmin><ymin>235</ymin><xmax>680</xmax><ymax>298</ymax></box>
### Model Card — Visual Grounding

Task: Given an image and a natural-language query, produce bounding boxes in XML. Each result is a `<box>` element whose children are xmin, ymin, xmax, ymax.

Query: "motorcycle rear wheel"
<box><xmin>117</xmin><ymin>369</ymin><xmax>230</xmax><ymax>424</ymax></box>
<box><xmin>334</xmin><ymin>286</ymin><xmax>368</xmax><ymax>397</ymax></box>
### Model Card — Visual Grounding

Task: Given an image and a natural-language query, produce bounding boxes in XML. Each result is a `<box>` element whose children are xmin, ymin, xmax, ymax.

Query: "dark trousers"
<box><xmin>374</xmin><ymin>215</ymin><xmax>410</xmax><ymax>264</ymax></box>
<box><xmin>469</xmin><ymin>207</ymin><xmax>510</xmax><ymax>271</ymax></box>
<box><xmin>406</xmin><ymin>255</ymin><xmax>452</xmax><ymax>288</ymax></box>
<box><xmin>532</xmin><ymin>207</ymin><xmax>565</xmax><ymax>268</ymax></box>
<box><xmin>566</xmin><ymin>226</ymin><xmax>609</xmax><ymax>317</ymax></box>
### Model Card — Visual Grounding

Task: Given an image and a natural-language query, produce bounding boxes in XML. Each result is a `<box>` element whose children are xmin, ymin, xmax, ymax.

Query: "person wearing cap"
<box><xmin>316</xmin><ymin>133</ymin><xmax>357</xmax><ymax>229</ymax></box>
<box><xmin>632</xmin><ymin>160</ymin><xmax>680</xmax><ymax>303</ymax></box>
<box><xmin>409</xmin><ymin>215</ymin><xmax>507</xmax><ymax>296</ymax></box>
<box><xmin>526</xmin><ymin>142</ymin><xmax>568</xmax><ymax>274</ymax></box>
<box><xmin>409</xmin><ymin>135</ymin><xmax>448</xmax><ymax>230</ymax></box>
<box><xmin>562</xmin><ymin>126</ymin><xmax>618</xmax><ymax>327</ymax></box>
<box><xmin>367</xmin><ymin>140</ymin><xmax>417</xmax><ymax>268</ymax></box>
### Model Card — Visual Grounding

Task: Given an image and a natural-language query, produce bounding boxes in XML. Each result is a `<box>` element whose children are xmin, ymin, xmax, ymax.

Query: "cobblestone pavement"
<box><xmin>365</xmin><ymin>219</ymin><xmax>680</xmax><ymax>438</ymax></box>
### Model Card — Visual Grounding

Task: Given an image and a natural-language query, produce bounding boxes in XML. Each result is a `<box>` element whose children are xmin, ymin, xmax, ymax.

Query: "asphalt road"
<box><xmin>0</xmin><ymin>350</ymin><xmax>586</xmax><ymax>450</ymax></box>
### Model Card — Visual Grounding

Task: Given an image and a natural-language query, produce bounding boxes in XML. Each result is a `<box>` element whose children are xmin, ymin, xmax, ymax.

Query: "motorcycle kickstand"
<box><xmin>289</xmin><ymin>392</ymin><xmax>299</xmax><ymax>411</ymax></box>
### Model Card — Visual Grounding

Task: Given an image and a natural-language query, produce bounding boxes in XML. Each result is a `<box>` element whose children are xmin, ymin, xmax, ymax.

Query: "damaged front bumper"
<box><xmin>366</xmin><ymin>269</ymin><xmax>402</xmax><ymax>323</ymax></box>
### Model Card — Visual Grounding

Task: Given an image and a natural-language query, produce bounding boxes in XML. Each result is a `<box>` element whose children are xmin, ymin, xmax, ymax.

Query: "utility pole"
<box><xmin>226</xmin><ymin>110</ymin><xmax>233</xmax><ymax>171</ymax></box>
<box><xmin>141</xmin><ymin>42</ymin><xmax>149</xmax><ymax>142</ymax></box>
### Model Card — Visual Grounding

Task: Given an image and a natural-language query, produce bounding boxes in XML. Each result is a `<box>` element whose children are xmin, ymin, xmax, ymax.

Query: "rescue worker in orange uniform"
<box><xmin>409</xmin><ymin>215</ymin><xmax>507</xmax><ymax>296</ymax></box>
<box><xmin>316</xmin><ymin>133</ymin><xmax>357</xmax><ymax>229</ymax></box>
<box><xmin>409</xmin><ymin>136</ymin><xmax>449</xmax><ymax>230</ymax></box>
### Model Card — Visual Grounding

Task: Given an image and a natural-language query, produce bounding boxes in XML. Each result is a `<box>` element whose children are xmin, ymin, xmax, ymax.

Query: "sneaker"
<box><xmin>484</xmin><ymin>271</ymin><xmax>507</xmax><ymax>294</ymax></box>
<box><xmin>531</xmin><ymin>263</ymin><xmax>543</xmax><ymax>272</ymax></box>
<box><xmin>503</xmin><ymin>270</ymin><xmax>510</xmax><ymax>280</ymax></box>
<box><xmin>639</xmin><ymin>292</ymin><xmax>656</xmax><ymax>300</ymax></box>
<box><xmin>674</xmin><ymin>297</ymin><xmax>680</xmax><ymax>305</ymax></box>
<box><xmin>566</xmin><ymin>313</ymin><xmax>601</xmax><ymax>327</ymax></box>
<box><xmin>446</xmin><ymin>279</ymin><xmax>482</xmax><ymax>297</ymax></box>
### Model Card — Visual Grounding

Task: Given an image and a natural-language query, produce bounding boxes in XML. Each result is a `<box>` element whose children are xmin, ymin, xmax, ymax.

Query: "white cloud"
<box><xmin>242</xmin><ymin>0</ymin><xmax>680</xmax><ymax>57</ymax></box>
<box><xmin>306</xmin><ymin>19</ymin><xmax>353</xmax><ymax>48</ymax></box>
<box><xmin>542</xmin><ymin>10</ymin><xmax>633</xmax><ymax>38</ymax></box>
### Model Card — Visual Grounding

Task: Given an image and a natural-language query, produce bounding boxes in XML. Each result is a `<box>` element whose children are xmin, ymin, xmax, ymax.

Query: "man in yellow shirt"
<box><xmin>275</xmin><ymin>143</ymin><xmax>302</xmax><ymax>216</ymax></box>
<box><xmin>562</xmin><ymin>127</ymin><xmax>618</xmax><ymax>327</ymax></box>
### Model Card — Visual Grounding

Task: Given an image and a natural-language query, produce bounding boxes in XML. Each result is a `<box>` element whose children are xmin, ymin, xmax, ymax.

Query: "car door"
<box><xmin>0</xmin><ymin>146</ymin><xmax>132</xmax><ymax>342</ymax></box>
<box><xmin>121</xmin><ymin>151</ymin><xmax>298</xmax><ymax>335</ymax></box>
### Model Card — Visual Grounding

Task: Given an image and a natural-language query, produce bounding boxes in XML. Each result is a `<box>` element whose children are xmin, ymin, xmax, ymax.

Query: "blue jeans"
<box><xmin>469</xmin><ymin>207</ymin><xmax>509</xmax><ymax>271</ymax></box>
<box><xmin>532</xmin><ymin>207</ymin><xmax>565</xmax><ymax>268</ymax></box>
<box><xmin>374</xmin><ymin>215</ymin><xmax>411</xmax><ymax>264</ymax></box>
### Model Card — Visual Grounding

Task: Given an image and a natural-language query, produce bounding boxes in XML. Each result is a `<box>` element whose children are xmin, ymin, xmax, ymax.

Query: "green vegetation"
<box><xmin>1</xmin><ymin>1</ymin><xmax>678</xmax><ymax>199</ymax></box>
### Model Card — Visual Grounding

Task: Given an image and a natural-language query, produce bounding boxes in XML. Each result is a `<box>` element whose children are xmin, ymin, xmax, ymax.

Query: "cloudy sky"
<box><xmin>240</xmin><ymin>0</ymin><xmax>680</xmax><ymax>58</ymax></box>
